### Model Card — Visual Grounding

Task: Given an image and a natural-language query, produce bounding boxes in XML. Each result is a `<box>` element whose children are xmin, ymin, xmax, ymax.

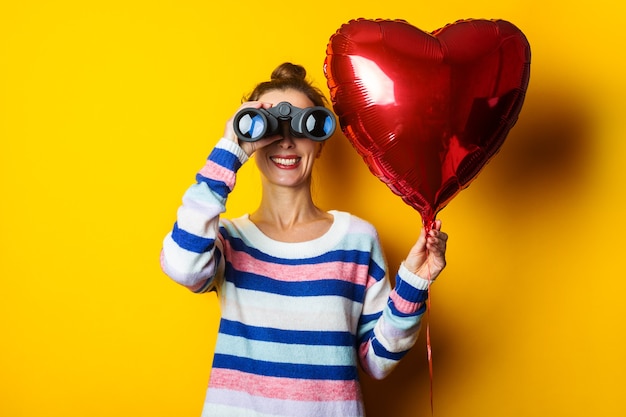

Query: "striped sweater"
<box><xmin>161</xmin><ymin>138</ymin><xmax>431</xmax><ymax>417</ymax></box>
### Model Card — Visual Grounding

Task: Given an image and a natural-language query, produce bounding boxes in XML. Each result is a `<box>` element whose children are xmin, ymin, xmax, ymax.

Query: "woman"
<box><xmin>160</xmin><ymin>62</ymin><xmax>448</xmax><ymax>417</ymax></box>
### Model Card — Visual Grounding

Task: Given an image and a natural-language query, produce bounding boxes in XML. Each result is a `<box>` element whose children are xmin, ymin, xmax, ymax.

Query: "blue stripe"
<box><xmin>395</xmin><ymin>275</ymin><xmax>429</xmax><ymax>303</ymax></box>
<box><xmin>208</xmin><ymin>147</ymin><xmax>243</xmax><ymax>171</ymax></box>
<box><xmin>219</xmin><ymin>319</ymin><xmax>354</xmax><ymax>346</ymax></box>
<box><xmin>359</xmin><ymin>311</ymin><xmax>382</xmax><ymax>327</ymax></box>
<box><xmin>371</xmin><ymin>338</ymin><xmax>409</xmax><ymax>361</ymax></box>
<box><xmin>195</xmin><ymin>175</ymin><xmax>230</xmax><ymax>199</ymax></box>
<box><xmin>212</xmin><ymin>353</ymin><xmax>357</xmax><ymax>381</ymax></box>
<box><xmin>224</xmin><ymin>265</ymin><xmax>366</xmax><ymax>301</ymax></box>
<box><xmin>358</xmin><ymin>328</ymin><xmax>375</xmax><ymax>348</ymax></box>
<box><xmin>171</xmin><ymin>222</ymin><xmax>215</xmax><ymax>253</ymax></box>
<box><xmin>227</xmin><ymin>235</ymin><xmax>374</xmax><ymax>267</ymax></box>
<box><xmin>357</xmin><ymin>311</ymin><xmax>382</xmax><ymax>344</ymax></box>
<box><xmin>387</xmin><ymin>298</ymin><xmax>427</xmax><ymax>318</ymax></box>
<box><xmin>368</xmin><ymin>258</ymin><xmax>386</xmax><ymax>281</ymax></box>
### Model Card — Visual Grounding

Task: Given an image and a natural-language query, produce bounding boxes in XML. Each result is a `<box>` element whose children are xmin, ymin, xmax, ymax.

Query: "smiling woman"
<box><xmin>159</xmin><ymin>62</ymin><xmax>449</xmax><ymax>416</ymax></box>
<box><xmin>2</xmin><ymin>1</ymin><xmax>625</xmax><ymax>417</ymax></box>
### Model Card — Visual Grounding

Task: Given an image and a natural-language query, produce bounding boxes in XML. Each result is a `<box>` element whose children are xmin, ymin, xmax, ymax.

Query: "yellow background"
<box><xmin>2</xmin><ymin>1</ymin><xmax>625</xmax><ymax>416</ymax></box>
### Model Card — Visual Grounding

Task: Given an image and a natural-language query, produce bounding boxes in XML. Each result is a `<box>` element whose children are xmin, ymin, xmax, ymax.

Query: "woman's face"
<box><xmin>254</xmin><ymin>89</ymin><xmax>324</xmax><ymax>189</ymax></box>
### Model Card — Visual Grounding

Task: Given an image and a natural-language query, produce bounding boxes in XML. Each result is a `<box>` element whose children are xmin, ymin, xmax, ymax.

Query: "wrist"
<box><xmin>214</xmin><ymin>137</ymin><xmax>249</xmax><ymax>167</ymax></box>
<box><xmin>399</xmin><ymin>262</ymin><xmax>433</xmax><ymax>287</ymax></box>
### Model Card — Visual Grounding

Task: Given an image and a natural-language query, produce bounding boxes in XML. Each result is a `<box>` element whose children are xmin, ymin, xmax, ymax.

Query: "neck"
<box><xmin>251</xmin><ymin>181</ymin><xmax>321</xmax><ymax>228</ymax></box>
<box><xmin>249</xmin><ymin>179</ymin><xmax>334</xmax><ymax>242</ymax></box>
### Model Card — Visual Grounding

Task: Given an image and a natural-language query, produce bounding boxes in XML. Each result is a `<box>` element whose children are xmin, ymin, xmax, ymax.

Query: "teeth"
<box><xmin>271</xmin><ymin>157</ymin><xmax>300</xmax><ymax>166</ymax></box>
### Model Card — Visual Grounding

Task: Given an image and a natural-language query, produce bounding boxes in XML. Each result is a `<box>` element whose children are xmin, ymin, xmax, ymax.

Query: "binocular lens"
<box><xmin>236</xmin><ymin>112</ymin><xmax>267</xmax><ymax>140</ymax></box>
<box><xmin>305</xmin><ymin>110</ymin><xmax>334</xmax><ymax>139</ymax></box>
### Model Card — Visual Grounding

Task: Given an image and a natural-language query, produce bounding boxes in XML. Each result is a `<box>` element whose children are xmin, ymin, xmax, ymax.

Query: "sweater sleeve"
<box><xmin>160</xmin><ymin>138</ymin><xmax>248</xmax><ymax>293</ymax></box>
<box><xmin>358</xmin><ymin>242</ymin><xmax>432</xmax><ymax>380</ymax></box>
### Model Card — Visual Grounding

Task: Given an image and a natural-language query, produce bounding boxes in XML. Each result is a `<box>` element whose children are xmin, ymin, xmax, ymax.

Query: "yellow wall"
<box><xmin>2</xmin><ymin>1</ymin><xmax>624</xmax><ymax>416</ymax></box>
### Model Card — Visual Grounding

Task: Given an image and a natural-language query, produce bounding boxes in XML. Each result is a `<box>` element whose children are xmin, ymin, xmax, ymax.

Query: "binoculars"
<box><xmin>233</xmin><ymin>102</ymin><xmax>336</xmax><ymax>142</ymax></box>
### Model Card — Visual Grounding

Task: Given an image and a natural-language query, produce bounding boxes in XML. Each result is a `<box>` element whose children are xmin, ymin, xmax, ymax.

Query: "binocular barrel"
<box><xmin>234</xmin><ymin>102</ymin><xmax>336</xmax><ymax>142</ymax></box>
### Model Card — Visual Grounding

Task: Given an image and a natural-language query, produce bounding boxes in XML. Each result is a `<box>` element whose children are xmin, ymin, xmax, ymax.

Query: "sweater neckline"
<box><xmin>234</xmin><ymin>210</ymin><xmax>350</xmax><ymax>259</ymax></box>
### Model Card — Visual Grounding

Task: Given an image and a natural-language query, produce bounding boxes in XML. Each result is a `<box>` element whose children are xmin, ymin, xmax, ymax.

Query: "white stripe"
<box><xmin>162</xmin><ymin>234</ymin><xmax>215</xmax><ymax>278</ymax></box>
<box><xmin>214</xmin><ymin>137</ymin><xmax>249</xmax><ymax>165</ymax></box>
<box><xmin>220</xmin><ymin>282</ymin><xmax>362</xmax><ymax>333</ymax></box>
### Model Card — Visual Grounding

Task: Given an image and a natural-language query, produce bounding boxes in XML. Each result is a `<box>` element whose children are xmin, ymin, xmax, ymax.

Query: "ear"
<box><xmin>316</xmin><ymin>142</ymin><xmax>325</xmax><ymax>158</ymax></box>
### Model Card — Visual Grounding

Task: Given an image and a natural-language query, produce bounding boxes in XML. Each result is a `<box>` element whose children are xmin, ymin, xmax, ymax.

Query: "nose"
<box><xmin>277</xmin><ymin>122</ymin><xmax>295</xmax><ymax>147</ymax></box>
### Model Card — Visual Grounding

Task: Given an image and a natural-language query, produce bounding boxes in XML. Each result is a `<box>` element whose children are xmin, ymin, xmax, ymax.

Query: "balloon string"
<box><xmin>426</xmin><ymin>277</ymin><xmax>434</xmax><ymax>415</ymax></box>
<box><xmin>425</xmin><ymin>220</ymin><xmax>435</xmax><ymax>416</ymax></box>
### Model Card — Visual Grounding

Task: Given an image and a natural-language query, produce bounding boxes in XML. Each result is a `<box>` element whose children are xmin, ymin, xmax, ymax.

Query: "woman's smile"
<box><xmin>270</xmin><ymin>154</ymin><xmax>301</xmax><ymax>169</ymax></box>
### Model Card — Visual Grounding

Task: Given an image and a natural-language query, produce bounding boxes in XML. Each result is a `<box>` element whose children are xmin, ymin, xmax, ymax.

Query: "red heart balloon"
<box><xmin>324</xmin><ymin>18</ymin><xmax>531</xmax><ymax>226</ymax></box>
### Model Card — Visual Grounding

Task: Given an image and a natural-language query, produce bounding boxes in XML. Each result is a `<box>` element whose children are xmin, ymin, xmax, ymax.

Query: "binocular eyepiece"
<box><xmin>233</xmin><ymin>102</ymin><xmax>336</xmax><ymax>142</ymax></box>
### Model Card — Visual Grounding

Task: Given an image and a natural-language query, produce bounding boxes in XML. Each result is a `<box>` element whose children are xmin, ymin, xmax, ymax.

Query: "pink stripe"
<box><xmin>389</xmin><ymin>290</ymin><xmax>423</xmax><ymax>314</ymax></box>
<box><xmin>224</xmin><ymin>240</ymin><xmax>370</xmax><ymax>284</ymax></box>
<box><xmin>365</xmin><ymin>274</ymin><xmax>382</xmax><ymax>291</ymax></box>
<box><xmin>198</xmin><ymin>160</ymin><xmax>236</xmax><ymax>190</ymax></box>
<box><xmin>359</xmin><ymin>341</ymin><xmax>389</xmax><ymax>380</ymax></box>
<box><xmin>358</xmin><ymin>341</ymin><xmax>372</xmax><ymax>374</ymax></box>
<box><xmin>209</xmin><ymin>369</ymin><xmax>361</xmax><ymax>401</ymax></box>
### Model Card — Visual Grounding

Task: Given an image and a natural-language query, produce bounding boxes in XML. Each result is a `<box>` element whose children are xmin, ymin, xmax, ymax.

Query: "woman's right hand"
<box><xmin>224</xmin><ymin>101</ymin><xmax>280</xmax><ymax>157</ymax></box>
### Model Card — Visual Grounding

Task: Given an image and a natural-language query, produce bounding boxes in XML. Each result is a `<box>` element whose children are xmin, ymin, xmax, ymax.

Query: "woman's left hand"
<box><xmin>403</xmin><ymin>220</ymin><xmax>448</xmax><ymax>281</ymax></box>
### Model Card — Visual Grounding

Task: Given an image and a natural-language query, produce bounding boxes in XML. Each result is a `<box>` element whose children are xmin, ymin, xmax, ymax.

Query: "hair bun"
<box><xmin>244</xmin><ymin>62</ymin><xmax>326</xmax><ymax>106</ymax></box>
<box><xmin>270</xmin><ymin>62</ymin><xmax>307</xmax><ymax>81</ymax></box>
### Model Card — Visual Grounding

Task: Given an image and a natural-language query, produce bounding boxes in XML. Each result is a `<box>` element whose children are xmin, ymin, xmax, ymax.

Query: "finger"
<box><xmin>427</xmin><ymin>241</ymin><xmax>444</xmax><ymax>256</ymax></box>
<box><xmin>427</xmin><ymin>234</ymin><xmax>447</xmax><ymax>253</ymax></box>
<box><xmin>427</xmin><ymin>221</ymin><xmax>442</xmax><ymax>237</ymax></box>
<box><xmin>429</xmin><ymin>228</ymin><xmax>448</xmax><ymax>243</ymax></box>
<box><xmin>241</xmin><ymin>134</ymin><xmax>282</xmax><ymax>156</ymax></box>
<box><xmin>239</xmin><ymin>100</ymin><xmax>266</xmax><ymax>110</ymax></box>
<box><xmin>414</xmin><ymin>226</ymin><xmax>427</xmax><ymax>248</ymax></box>
<box><xmin>256</xmin><ymin>134</ymin><xmax>282</xmax><ymax>149</ymax></box>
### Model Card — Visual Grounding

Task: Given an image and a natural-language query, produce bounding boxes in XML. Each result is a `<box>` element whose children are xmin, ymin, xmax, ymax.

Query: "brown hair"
<box><xmin>244</xmin><ymin>62</ymin><xmax>328</xmax><ymax>108</ymax></box>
